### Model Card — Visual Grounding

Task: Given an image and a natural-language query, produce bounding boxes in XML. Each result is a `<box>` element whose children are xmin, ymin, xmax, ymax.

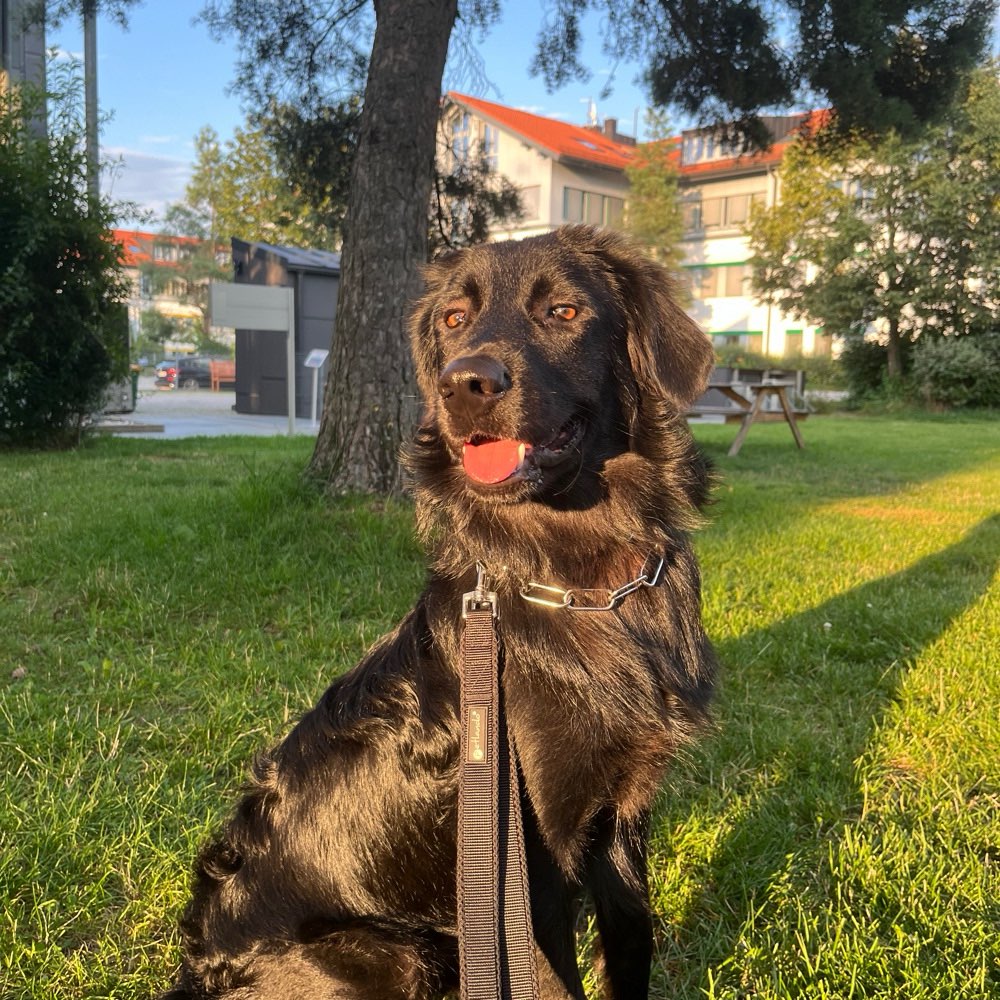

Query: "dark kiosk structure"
<box><xmin>230</xmin><ymin>240</ymin><xmax>341</xmax><ymax>419</ymax></box>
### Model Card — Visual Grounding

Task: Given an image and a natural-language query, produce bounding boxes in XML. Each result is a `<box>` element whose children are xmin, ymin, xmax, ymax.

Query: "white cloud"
<box><xmin>100</xmin><ymin>146</ymin><xmax>192</xmax><ymax>222</ymax></box>
<box><xmin>515</xmin><ymin>104</ymin><xmax>570</xmax><ymax>121</ymax></box>
<box><xmin>49</xmin><ymin>46</ymin><xmax>82</xmax><ymax>61</ymax></box>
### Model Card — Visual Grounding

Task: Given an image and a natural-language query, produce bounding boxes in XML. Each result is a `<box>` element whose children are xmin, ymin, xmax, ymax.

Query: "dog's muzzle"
<box><xmin>437</xmin><ymin>355</ymin><xmax>512</xmax><ymax>424</ymax></box>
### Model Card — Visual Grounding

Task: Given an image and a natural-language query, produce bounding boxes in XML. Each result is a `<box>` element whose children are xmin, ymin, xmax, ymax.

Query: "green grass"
<box><xmin>1</xmin><ymin>416</ymin><xmax>998</xmax><ymax>999</ymax></box>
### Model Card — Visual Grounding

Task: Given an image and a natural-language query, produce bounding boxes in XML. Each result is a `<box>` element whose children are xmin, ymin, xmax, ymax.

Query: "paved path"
<box><xmin>97</xmin><ymin>377</ymin><xmax>319</xmax><ymax>440</ymax></box>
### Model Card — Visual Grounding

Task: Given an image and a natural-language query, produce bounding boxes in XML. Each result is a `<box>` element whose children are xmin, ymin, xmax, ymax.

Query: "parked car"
<box><xmin>154</xmin><ymin>357</ymin><xmax>213</xmax><ymax>390</ymax></box>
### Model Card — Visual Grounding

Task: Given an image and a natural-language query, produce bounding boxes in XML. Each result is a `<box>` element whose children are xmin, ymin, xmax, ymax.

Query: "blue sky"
<box><xmin>50</xmin><ymin>1</ymin><xmax>653</xmax><ymax>223</ymax></box>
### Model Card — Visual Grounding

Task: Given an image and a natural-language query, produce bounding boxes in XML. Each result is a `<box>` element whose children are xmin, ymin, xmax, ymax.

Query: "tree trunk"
<box><xmin>308</xmin><ymin>0</ymin><xmax>458</xmax><ymax>495</ymax></box>
<box><xmin>886</xmin><ymin>316</ymin><xmax>903</xmax><ymax>379</ymax></box>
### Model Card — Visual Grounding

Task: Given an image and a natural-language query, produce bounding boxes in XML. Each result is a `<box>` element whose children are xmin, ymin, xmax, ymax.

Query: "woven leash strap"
<box><xmin>458</xmin><ymin>595</ymin><xmax>539</xmax><ymax>1000</ymax></box>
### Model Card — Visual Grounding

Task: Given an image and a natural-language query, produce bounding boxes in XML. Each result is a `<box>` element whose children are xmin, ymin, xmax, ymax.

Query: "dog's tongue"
<box><xmin>462</xmin><ymin>439</ymin><xmax>527</xmax><ymax>484</ymax></box>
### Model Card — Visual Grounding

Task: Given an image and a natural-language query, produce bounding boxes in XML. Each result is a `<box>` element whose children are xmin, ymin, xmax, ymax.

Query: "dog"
<box><xmin>160</xmin><ymin>225</ymin><xmax>718</xmax><ymax>999</ymax></box>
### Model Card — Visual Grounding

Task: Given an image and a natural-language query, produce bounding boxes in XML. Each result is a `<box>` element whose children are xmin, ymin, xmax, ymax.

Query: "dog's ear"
<box><xmin>569</xmin><ymin>226</ymin><xmax>713</xmax><ymax>411</ymax></box>
<box><xmin>408</xmin><ymin>250</ymin><xmax>464</xmax><ymax>412</ymax></box>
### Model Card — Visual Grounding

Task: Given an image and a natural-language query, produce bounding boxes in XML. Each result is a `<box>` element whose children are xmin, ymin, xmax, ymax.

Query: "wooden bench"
<box><xmin>209</xmin><ymin>359</ymin><xmax>236</xmax><ymax>391</ymax></box>
<box><xmin>688</xmin><ymin>367</ymin><xmax>808</xmax><ymax>456</ymax></box>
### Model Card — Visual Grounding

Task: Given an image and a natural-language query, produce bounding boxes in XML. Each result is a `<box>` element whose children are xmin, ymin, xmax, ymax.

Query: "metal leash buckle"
<box><xmin>519</xmin><ymin>552</ymin><xmax>665</xmax><ymax>613</ymax></box>
<box><xmin>463</xmin><ymin>561</ymin><xmax>498</xmax><ymax>619</ymax></box>
<box><xmin>519</xmin><ymin>582</ymin><xmax>572</xmax><ymax>609</ymax></box>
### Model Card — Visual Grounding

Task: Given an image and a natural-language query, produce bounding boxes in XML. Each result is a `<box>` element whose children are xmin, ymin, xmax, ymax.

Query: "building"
<box><xmin>441</xmin><ymin>92</ymin><xmax>635</xmax><ymax>241</ymax></box>
<box><xmin>440</xmin><ymin>92</ymin><xmax>828</xmax><ymax>358</ymax></box>
<box><xmin>1</xmin><ymin>0</ymin><xmax>46</xmax><ymax>133</ymax></box>
<box><xmin>114</xmin><ymin>229</ymin><xmax>229</xmax><ymax>353</ymax></box>
<box><xmin>230</xmin><ymin>239</ymin><xmax>341</xmax><ymax>419</ymax></box>
<box><xmin>676</xmin><ymin>114</ymin><xmax>829</xmax><ymax>358</ymax></box>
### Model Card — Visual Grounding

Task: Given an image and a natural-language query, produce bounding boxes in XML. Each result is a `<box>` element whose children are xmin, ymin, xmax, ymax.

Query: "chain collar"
<box><xmin>518</xmin><ymin>553</ymin><xmax>664</xmax><ymax>612</ymax></box>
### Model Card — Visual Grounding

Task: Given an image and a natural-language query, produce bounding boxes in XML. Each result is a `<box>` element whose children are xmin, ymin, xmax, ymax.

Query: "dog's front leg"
<box><xmin>522</xmin><ymin>800</ymin><xmax>587</xmax><ymax>1000</ymax></box>
<box><xmin>587</xmin><ymin>811</ymin><xmax>653</xmax><ymax>1000</ymax></box>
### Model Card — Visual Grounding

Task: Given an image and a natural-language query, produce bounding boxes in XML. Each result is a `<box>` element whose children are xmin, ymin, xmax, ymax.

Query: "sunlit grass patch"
<box><xmin>1</xmin><ymin>415</ymin><xmax>998</xmax><ymax>998</ymax></box>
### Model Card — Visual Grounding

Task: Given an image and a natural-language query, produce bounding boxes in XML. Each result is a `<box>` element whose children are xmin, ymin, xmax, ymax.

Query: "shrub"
<box><xmin>839</xmin><ymin>337</ymin><xmax>890</xmax><ymax>398</ymax></box>
<box><xmin>838</xmin><ymin>336</ymin><xmax>917</xmax><ymax>404</ymax></box>
<box><xmin>0</xmin><ymin>75</ymin><xmax>130</xmax><ymax>448</ymax></box>
<box><xmin>910</xmin><ymin>333</ymin><xmax>1000</xmax><ymax>409</ymax></box>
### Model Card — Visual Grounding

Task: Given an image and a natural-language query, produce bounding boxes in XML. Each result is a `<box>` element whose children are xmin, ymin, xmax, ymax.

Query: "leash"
<box><xmin>458</xmin><ymin>564</ymin><xmax>539</xmax><ymax>1000</ymax></box>
<box><xmin>456</xmin><ymin>553</ymin><xmax>663</xmax><ymax>998</ymax></box>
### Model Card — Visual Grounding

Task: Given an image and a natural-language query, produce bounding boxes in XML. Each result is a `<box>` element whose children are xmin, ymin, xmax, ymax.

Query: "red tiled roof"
<box><xmin>445</xmin><ymin>92</ymin><xmax>635</xmax><ymax>171</ymax></box>
<box><xmin>112</xmin><ymin>228</ymin><xmax>203</xmax><ymax>267</ymax></box>
<box><xmin>673</xmin><ymin>110</ymin><xmax>830</xmax><ymax>180</ymax></box>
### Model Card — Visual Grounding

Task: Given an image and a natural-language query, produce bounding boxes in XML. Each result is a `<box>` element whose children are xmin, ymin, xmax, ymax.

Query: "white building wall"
<box><xmin>477</xmin><ymin>132</ymin><xmax>631</xmax><ymax>242</ymax></box>
<box><xmin>681</xmin><ymin>168</ymin><xmax>829</xmax><ymax>357</ymax></box>
<box><xmin>491</xmin><ymin>130</ymin><xmax>554</xmax><ymax>239</ymax></box>
<box><xmin>445</xmin><ymin>100</ymin><xmax>832</xmax><ymax>357</ymax></box>
<box><xmin>548</xmin><ymin>160</ymin><xmax>630</xmax><ymax>228</ymax></box>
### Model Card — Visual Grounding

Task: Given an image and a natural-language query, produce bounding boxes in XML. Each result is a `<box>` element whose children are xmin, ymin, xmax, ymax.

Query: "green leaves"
<box><xmin>623</xmin><ymin>110</ymin><xmax>687</xmax><ymax>273</ymax></box>
<box><xmin>747</xmin><ymin>62</ymin><xmax>1000</xmax><ymax>384</ymax></box>
<box><xmin>0</xmin><ymin>78</ymin><xmax>130</xmax><ymax>448</ymax></box>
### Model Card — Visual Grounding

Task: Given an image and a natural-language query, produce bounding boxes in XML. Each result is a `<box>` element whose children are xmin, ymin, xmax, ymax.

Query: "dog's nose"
<box><xmin>437</xmin><ymin>355</ymin><xmax>512</xmax><ymax>421</ymax></box>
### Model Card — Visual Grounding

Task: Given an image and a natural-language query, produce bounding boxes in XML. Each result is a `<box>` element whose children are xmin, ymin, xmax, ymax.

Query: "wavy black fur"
<box><xmin>160</xmin><ymin>226</ymin><xmax>718</xmax><ymax>1000</ymax></box>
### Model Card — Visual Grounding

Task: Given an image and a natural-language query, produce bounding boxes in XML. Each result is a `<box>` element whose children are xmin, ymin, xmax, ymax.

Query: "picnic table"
<box><xmin>209</xmin><ymin>359</ymin><xmax>236</xmax><ymax>391</ymax></box>
<box><xmin>687</xmin><ymin>367</ymin><xmax>807</xmax><ymax>457</ymax></box>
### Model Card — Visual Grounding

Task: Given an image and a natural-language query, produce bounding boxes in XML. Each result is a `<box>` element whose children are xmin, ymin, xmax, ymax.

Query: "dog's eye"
<box><xmin>444</xmin><ymin>309</ymin><xmax>467</xmax><ymax>329</ymax></box>
<box><xmin>551</xmin><ymin>305</ymin><xmax>578</xmax><ymax>321</ymax></box>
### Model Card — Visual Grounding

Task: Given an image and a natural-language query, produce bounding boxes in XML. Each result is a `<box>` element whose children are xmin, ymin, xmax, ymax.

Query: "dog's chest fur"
<box><xmin>424</xmin><ymin>530</ymin><xmax>712</xmax><ymax>875</ymax></box>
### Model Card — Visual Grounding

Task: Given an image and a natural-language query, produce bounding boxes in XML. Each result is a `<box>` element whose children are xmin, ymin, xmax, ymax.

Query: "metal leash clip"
<box><xmin>520</xmin><ymin>552</ymin><xmax>665</xmax><ymax>613</ymax></box>
<box><xmin>463</xmin><ymin>561</ymin><xmax>498</xmax><ymax>619</ymax></box>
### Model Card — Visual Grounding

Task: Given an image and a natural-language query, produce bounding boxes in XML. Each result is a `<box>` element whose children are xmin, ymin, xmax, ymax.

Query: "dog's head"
<box><xmin>407</xmin><ymin>225</ymin><xmax>713</xmax><ymax>503</ymax></box>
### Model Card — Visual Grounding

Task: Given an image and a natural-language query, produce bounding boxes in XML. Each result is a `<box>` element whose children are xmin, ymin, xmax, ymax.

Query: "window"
<box><xmin>725</xmin><ymin>194</ymin><xmax>751</xmax><ymax>225</ymax></box>
<box><xmin>520</xmin><ymin>185</ymin><xmax>541</xmax><ymax>221</ymax></box>
<box><xmin>723</xmin><ymin>264</ymin><xmax>750</xmax><ymax>297</ymax></box>
<box><xmin>683</xmin><ymin>191</ymin><xmax>767</xmax><ymax>233</ymax></box>
<box><xmin>605</xmin><ymin>196</ymin><xmax>624</xmax><ymax>228</ymax></box>
<box><xmin>564</xmin><ymin>187</ymin><xmax>585</xmax><ymax>223</ymax></box>
<box><xmin>153</xmin><ymin>243</ymin><xmax>178</xmax><ymax>262</ymax></box>
<box><xmin>585</xmin><ymin>193</ymin><xmax>604</xmax><ymax>225</ymax></box>
<box><xmin>689</xmin><ymin>263</ymin><xmax>750</xmax><ymax>298</ymax></box>
<box><xmin>701</xmin><ymin>198</ymin><xmax>724</xmax><ymax>228</ymax></box>
<box><xmin>682</xmin><ymin>199</ymin><xmax>701</xmax><ymax>231</ymax></box>
<box><xmin>451</xmin><ymin>112</ymin><xmax>471</xmax><ymax>163</ymax></box>
<box><xmin>783</xmin><ymin>329</ymin><xmax>804</xmax><ymax>358</ymax></box>
<box><xmin>563</xmin><ymin>187</ymin><xmax>626</xmax><ymax>228</ymax></box>
<box><xmin>482</xmin><ymin>124</ymin><xmax>499</xmax><ymax>170</ymax></box>
<box><xmin>689</xmin><ymin>268</ymin><xmax>717</xmax><ymax>299</ymax></box>
<box><xmin>711</xmin><ymin>331</ymin><xmax>763</xmax><ymax>352</ymax></box>
<box><xmin>681</xmin><ymin>132</ymin><xmax>739</xmax><ymax>165</ymax></box>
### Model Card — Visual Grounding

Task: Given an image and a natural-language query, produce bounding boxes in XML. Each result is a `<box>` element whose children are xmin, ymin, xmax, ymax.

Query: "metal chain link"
<box><xmin>519</xmin><ymin>553</ymin><xmax>664</xmax><ymax>612</ymax></box>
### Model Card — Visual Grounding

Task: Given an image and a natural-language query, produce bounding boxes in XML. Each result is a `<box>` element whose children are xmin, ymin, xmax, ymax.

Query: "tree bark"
<box><xmin>308</xmin><ymin>0</ymin><xmax>458</xmax><ymax>495</ymax></box>
<box><xmin>886</xmin><ymin>315</ymin><xmax>903</xmax><ymax>379</ymax></box>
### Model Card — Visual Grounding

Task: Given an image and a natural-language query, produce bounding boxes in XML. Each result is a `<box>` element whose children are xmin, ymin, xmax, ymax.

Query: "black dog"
<box><xmin>161</xmin><ymin>226</ymin><xmax>717</xmax><ymax>999</ymax></box>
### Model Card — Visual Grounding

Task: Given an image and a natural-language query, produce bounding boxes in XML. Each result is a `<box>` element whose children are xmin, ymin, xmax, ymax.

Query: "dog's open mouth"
<box><xmin>462</xmin><ymin>416</ymin><xmax>584</xmax><ymax>484</ymax></box>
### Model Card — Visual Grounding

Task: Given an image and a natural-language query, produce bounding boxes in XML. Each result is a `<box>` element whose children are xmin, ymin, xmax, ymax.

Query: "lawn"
<box><xmin>1</xmin><ymin>415</ymin><xmax>998</xmax><ymax>999</ymax></box>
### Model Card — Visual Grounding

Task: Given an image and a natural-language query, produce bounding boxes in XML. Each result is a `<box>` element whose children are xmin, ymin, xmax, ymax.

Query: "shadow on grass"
<box><xmin>652</xmin><ymin>513</ymin><xmax>1000</xmax><ymax>996</ymax></box>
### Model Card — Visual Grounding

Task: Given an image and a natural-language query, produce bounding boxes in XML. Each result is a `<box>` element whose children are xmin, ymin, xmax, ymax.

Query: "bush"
<box><xmin>839</xmin><ymin>337</ymin><xmax>891</xmax><ymax>398</ymax></box>
<box><xmin>910</xmin><ymin>333</ymin><xmax>1000</xmax><ymax>409</ymax></box>
<box><xmin>0</xmin><ymin>75</ymin><xmax>130</xmax><ymax>448</ymax></box>
<box><xmin>838</xmin><ymin>335</ymin><xmax>919</xmax><ymax>405</ymax></box>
